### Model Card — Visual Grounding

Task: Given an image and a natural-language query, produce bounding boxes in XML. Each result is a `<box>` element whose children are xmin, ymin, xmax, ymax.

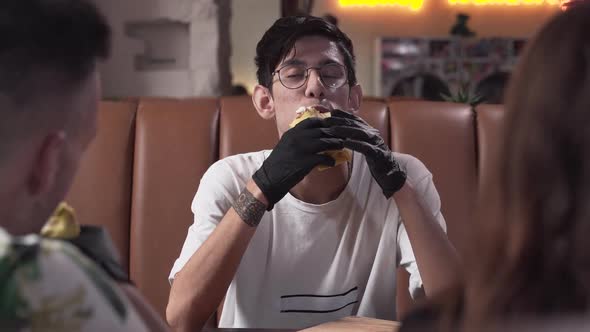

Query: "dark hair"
<box><xmin>255</xmin><ymin>15</ymin><xmax>356</xmax><ymax>89</ymax></box>
<box><xmin>466</xmin><ymin>3</ymin><xmax>590</xmax><ymax>325</ymax></box>
<box><xmin>0</xmin><ymin>0</ymin><xmax>110</xmax><ymax>104</ymax></box>
<box><xmin>475</xmin><ymin>71</ymin><xmax>510</xmax><ymax>104</ymax></box>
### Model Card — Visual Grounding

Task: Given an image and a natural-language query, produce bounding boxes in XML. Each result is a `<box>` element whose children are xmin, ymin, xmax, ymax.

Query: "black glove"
<box><xmin>327</xmin><ymin>109</ymin><xmax>406</xmax><ymax>198</ymax></box>
<box><xmin>252</xmin><ymin>117</ymin><xmax>344</xmax><ymax>210</ymax></box>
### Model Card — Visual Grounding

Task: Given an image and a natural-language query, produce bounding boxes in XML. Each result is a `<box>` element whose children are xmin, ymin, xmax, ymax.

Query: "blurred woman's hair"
<box><xmin>465</xmin><ymin>3</ymin><xmax>590</xmax><ymax>326</ymax></box>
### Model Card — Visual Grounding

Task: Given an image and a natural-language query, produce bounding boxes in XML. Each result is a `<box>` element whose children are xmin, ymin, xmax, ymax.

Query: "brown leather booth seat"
<box><xmin>218</xmin><ymin>97</ymin><xmax>391</xmax><ymax>158</ymax></box>
<box><xmin>473</xmin><ymin>105</ymin><xmax>506</xmax><ymax>255</ymax></box>
<box><xmin>130</xmin><ymin>98</ymin><xmax>220</xmax><ymax>316</ymax></box>
<box><xmin>66</xmin><ymin>96</ymin><xmax>504</xmax><ymax>321</ymax></box>
<box><xmin>389</xmin><ymin>101</ymin><xmax>478</xmax><ymax>318</ymax></box>
<box><xmin>476</xmin><ymin>104</ymin><xmax>505</xmax><ymax>189</ymax></box>
<box><xmin>66</xmin><ymin>101</ymin><xmax>136</xmax><ymax>269</ymax></box>
<box><xmin>390</xmin><ymin>101</ymin><xmax>477</xmax><ymax>256</ymax></box>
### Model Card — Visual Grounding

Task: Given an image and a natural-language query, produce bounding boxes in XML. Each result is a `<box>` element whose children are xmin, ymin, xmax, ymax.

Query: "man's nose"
<box><xmin>304</xmin><ymin>68</ymin><xmax>325</xmax><ymax>99</ymax></box>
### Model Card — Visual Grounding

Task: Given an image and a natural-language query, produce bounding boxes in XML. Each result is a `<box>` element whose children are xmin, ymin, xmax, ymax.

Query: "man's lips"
<box><xmin>310</xmin><ymin>105</ymin><xmax>332</xmax><ymax>113</ymax></box>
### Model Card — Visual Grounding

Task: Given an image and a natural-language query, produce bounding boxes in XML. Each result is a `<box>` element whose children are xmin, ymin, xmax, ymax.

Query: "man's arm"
<box><xmin>166</xmin><ymin>180</ymin><xmax>266</xmax><ymax>332</ymax></box>
<box><xmin>166</xmin><ymin>180</ymin><xmax>267</xmax><ymax>331</ymax></box>
<box><xmin>394</xmin><ymin>180</ymin><xmax>461</xmax><ymax>297</ymax></box>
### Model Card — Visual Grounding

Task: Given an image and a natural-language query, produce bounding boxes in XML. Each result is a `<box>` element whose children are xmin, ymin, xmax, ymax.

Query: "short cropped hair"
<box><xmin>0</xmin><ymin>0</ymin><xmax>110</xmax><ymax>104</ymax></box>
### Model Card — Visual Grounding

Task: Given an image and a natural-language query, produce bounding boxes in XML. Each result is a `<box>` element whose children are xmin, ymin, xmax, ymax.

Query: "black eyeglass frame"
<box><xmin>271</xmin><ymin>63</ymin><xmax>349</xmax><ymax>90</ymax></box>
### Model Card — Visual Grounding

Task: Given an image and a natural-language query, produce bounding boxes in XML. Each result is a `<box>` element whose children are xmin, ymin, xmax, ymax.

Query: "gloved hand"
<box><xmin>328</xmin><ymin>109</ymin><xmax>406</xmax><ymax>198</ymax></box>
<box><xmin>252</xmin><ymin>117</ymin><xmax>344</xmax><ymax>210</ymax></box>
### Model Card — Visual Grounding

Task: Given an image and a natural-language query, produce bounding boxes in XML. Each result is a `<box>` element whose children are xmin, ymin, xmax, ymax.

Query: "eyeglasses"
<box><xmin>272</xmin><ymin>63</ymin><xmax>348</xmax><ymax>89</ymax></box>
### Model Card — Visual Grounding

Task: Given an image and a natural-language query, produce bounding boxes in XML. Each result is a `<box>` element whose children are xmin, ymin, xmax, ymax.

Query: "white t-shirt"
<box><xmin>169</xmin><ymin>150</ymin><xmax>446</xmax><ymax>329</ymax></box>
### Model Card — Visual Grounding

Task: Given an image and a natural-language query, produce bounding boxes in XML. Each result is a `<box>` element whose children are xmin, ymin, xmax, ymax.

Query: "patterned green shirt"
<box><xmin>0</xmin><ymin>227</ymin><xmax>148</xmax><ymax>331</ymax></box>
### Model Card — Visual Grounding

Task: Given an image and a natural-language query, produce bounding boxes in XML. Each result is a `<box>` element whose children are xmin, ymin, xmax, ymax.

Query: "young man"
<box><xmin>0</xmin><ymin>1</ymin><xmax>167</xmax><ymax>330</ymax></box>
<box><xmin>168</xmin><ymin>16</ymin><xmax>460</xmax><ymax>330</ymax></box>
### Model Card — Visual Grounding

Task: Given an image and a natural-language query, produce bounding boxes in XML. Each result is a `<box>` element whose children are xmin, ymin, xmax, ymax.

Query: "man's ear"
<box><xmin>349</xmin><ymin>84</ymin><xmax>363</xmax><ymax>113</ymax></box>
<box><xmin>28</xmin><ymin>132</ymin><xmax>66</xmax><ymax>196</ymax></box>
<box><xmin>252</xmin><ymin>84</ymin><xmax>275</xmax><ymax>120</ymax></box>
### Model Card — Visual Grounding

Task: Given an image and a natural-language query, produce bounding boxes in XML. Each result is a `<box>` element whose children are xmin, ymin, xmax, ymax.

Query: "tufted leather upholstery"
<box><xmin>67</xmin><ymin>97</ymin><xmax>504</xmax><ymax>321</ymax></box>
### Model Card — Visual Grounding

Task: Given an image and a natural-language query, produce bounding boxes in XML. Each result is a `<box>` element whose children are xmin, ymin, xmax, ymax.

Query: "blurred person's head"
<box><xmin>390</xmin><ymin>73</ymin><xmax>450</xmax><ymax>102</ymax></box>
<box><xmin>322</xmin><ymin>14</ymin><xmax>339</xmax><ymax>27</ymax></box>
<box><xmin>252</xmin><ymin>15</ymin><xmax>361</xmax><ymax>137</ymax></box>
<box><xmin>231</xmin><ymin>84</ymin><xmax>249</xmax><ymax>96</ymax></box>
<box><xmin>476</xmin><ymin>71</ymin><xmax>511</xmax><ymax>104</ymax></box>
<box><xmin>0</xmin><ymin>0</ymin><xmax>110</xmax><ymax>235</ymax></box>
<box><xmin>466</xmin><ymin>3</ymin><xmax>590</xmax><ymax>325</ymax></box>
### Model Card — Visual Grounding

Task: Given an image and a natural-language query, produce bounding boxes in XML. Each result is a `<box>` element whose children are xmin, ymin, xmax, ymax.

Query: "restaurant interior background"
<box><xmin>92</xmin><ymin>0</ymin><xmax>560</xmax><ymax>100</ymax></box>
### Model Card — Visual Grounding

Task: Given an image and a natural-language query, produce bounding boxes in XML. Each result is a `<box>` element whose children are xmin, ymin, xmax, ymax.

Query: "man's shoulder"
<box><xmin>218</xmin><ymin>150</ymin><xmax>269</xmax><ymax>167</ymax></box>
<box><xmin>0</xmin><ymin>228</ymin><xmax>46</xmax><ymax>268</ymax></box>
<box><xmin>0</xmin><ymin>228</ymin><xmax>145</xmax><ymax>330</ymax></box>
<box><xmin>392</xmin><ymin>152</ymin><xmax>432</xmax><ymax>180</ymax></box>
<box><xmin>0</xmin><ymin>228</ymin><xmax>109</xmax><ymax>288</ymax></box>
<box><xmin>205</xmin><ymin>150</ymin><xmax>269</xmax><ymax>177</ymax></box>
<box><xmin>196</xmin><ymin>150</ymin><xmax>270</xmax><ymax>196</ymax></box>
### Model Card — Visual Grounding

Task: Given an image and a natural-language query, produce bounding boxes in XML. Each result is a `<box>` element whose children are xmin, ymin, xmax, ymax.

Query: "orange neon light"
<box><xmin>338</xmin><ymin>0</ymin><xmax>425</xmax><ymax>11</ymax></box>
<box><xmin>448</xmin><ymin>0</ymin><xmax>560</xmax><ymax>5</ymax></box>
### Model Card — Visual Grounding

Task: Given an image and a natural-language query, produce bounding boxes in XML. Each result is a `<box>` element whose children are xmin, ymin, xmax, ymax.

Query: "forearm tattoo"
<box><xmin>232</xmin><ymin>188</ymin><xmax>266</xmax><ymax>227</ymax></box>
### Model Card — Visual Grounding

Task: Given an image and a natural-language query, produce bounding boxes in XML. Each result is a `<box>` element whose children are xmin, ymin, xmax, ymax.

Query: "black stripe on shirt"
<box><xmin>280</xmin><ymin>286</ymin><xmax>358</xmax><ymax>299</ymax></box>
